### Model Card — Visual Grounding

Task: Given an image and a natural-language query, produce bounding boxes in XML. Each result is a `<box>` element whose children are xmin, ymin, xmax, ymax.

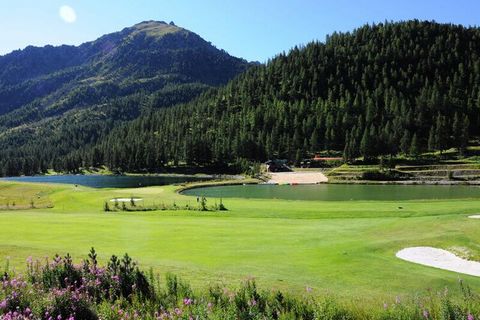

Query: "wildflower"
<box><xmin>174</xmin><ymin>308</ymin><xmax>182</xmax><ymax>316</ymax></box>
<box><xmin>26</xmin><ymin>256</ymin><xmax>32</xmax><ymax>264</ymax></box>
<box><xmin>423</xmin><ymin>309</ymin><xmax>429</xmax><ymax>319</ymax></box>
<box><xmin>0</xmin><ymin>299</ymin><xmax>7</xmax><ymax>309</ymax></box>
<box><xmin>468</xmin><ymin>314</ymin><xmax>474</xmax><ymax>320</ymax></box>
<box><xmin>183</xmin><ymin>298</ymin><xmax>192</xmax><ymax>305</ymax></box>
<box><xmin>383</xmin><ymin>302</ymin><xmax>388</xmax><ymax>310</ymax></box>
<box><xmin>306</xmin><ymin>286</ymin><xmax>312</xmax><ymax>293</ymax></box>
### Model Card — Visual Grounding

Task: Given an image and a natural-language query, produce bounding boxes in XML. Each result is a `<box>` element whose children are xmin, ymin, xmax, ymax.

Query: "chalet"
<box><xmin>313</xmin><ymin>155</ymin><xmax>343</xmax><ymax>161</ymax></box>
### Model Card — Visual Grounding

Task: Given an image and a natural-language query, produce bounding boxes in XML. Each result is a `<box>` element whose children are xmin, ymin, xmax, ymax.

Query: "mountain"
<box><xmin>79</xmin><ymin>20</ymin><xmax>480</xmax><ymax>172</ymax></box>
<box><xmin>0</xmin><ymin>21</ymin><xmax>250</xmax><ymax>175</ymax></box>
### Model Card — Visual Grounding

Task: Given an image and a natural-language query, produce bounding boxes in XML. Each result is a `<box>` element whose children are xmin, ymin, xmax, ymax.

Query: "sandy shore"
<box><xmin>267</xmin><ymin>171</ymin><xmax>328</xmax><ymax>184</ymax></box>
<box><xmin>396</xmin><ymin>247</ymin><xmax>480</xmax><ymax>277</ymax></box>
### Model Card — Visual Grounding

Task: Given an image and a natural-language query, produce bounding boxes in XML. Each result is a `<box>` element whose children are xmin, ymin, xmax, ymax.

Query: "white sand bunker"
<box><xmin>396</xmin><ymin>247</ymin><xmax>480</xmax><ymax>277</ymax></box>
<box><xmin>110</xmin><ymin>198</ymin><xmax>143</xmax><ymax>202</ymax></box>
<box><xmin>468</xmin><ymin>215</ymin><xmax>480</xmax><ymax>219</ymax></box>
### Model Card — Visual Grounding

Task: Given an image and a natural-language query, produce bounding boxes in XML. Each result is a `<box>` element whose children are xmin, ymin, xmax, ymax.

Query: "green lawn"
<box><xmin>1</xmin><ymin>180</ymin><xmax>480</xmax><ymax>302</ymax></box>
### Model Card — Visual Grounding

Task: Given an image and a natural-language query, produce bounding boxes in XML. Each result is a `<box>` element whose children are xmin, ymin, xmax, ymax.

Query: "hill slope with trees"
<box><xmin>84</xmin><ymin>20</ymin><xmax>480</xmax><ymax>173</ymax></box>
<box><xmin>2</xmin><ymin>20</ymin><xmax>480</xmax><ymax>175</ymax></box>
<box><xmin>0</xmin><ymin>21</ymin><xmax>250</xmax><ymax>175</ymax></box>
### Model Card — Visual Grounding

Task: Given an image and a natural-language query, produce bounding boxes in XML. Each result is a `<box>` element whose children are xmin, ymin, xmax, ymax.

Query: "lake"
<box><xmin>182</xmin><ymin>184</ymin><xmax>480</xmax><ymax>201</ymax></box>
<box><xmin>1</xmin><ymin>174</ymin><xmax>212</xmax><ymax>188</ymax></box>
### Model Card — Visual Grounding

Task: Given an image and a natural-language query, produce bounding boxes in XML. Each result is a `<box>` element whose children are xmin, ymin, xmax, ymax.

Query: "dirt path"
<box><xmin>267</xmin><ymin>171</ymin><xmax>328</xmax><ymax>184</ymax></box>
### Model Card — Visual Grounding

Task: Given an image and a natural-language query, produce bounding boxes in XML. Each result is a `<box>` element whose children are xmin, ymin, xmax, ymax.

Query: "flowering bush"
<box><xmin>1</xmin><ymin>249</ymin><xmax>479</xmax><ymax>319</ymax></box>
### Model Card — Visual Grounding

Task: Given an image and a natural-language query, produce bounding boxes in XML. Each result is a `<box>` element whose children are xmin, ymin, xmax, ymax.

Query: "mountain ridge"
<box><xmin>0</xmin><ymin>20</ymin><xmax>251</xmax><ymax>175</ymax></box>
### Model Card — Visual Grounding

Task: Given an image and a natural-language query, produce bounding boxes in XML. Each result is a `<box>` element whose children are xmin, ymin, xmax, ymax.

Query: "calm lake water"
<box><xmin>1</xmin><ymin>174</ymin><xmax>212</xmax><ymax>188</ymax></box>
<box><xmin>182</xmin><ymin>184</ymin><xmax>480</xmax><ymax>201</ymax></box>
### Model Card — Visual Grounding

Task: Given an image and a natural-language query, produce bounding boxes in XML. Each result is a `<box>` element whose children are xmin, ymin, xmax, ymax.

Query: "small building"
<box><xmin>313</xmin><ymin>155</ymin><xmax>343</xmax><ymax>162</ymax></box>
<box><xmin>301</xmin><ymin>154</ymin><xmax>343</xmax><ymax>168</ymax></box>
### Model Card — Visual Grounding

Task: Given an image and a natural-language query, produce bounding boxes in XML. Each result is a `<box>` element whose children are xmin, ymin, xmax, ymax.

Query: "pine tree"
<box><xmin>409</xmin><ymin>133</ymin><xmax>420</xmax><ymax>157</ymax></box>
<box><xmin>400</xmin><ymin>131</ymin><xmax>411</xmax><ymax>155</ymax></box>
<box><xmin>428</xmin><ymin>126</ymin><xmax>436</xmax><ymax>151</ymax></box>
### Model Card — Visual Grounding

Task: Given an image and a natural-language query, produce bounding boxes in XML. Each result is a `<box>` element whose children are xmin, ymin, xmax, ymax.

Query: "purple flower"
<box><xmin>423</xmin><ymin>309</ymin><xmax>429</xmax><ymax>319</ymax></box>
<box><xmin>468</xmin><ymin>314</ymin><xmax>474</xmax><ymax>320</ymax></box>
<box><xmin>0</xmin><ymin>299</ymin><xmax>7</xmax><ymax>309</ymax></box>
<box><xmin>183</xmin><ymin>298</ymin><xmax>192</xmax><ymax>305</ymax></box>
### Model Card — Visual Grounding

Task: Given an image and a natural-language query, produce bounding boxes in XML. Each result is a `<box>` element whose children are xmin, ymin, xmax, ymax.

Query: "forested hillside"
<box><xmin>3</xmin><ymin>20</ymin><xmax>480</xmax><ymax>175</ymax></box>
<box><xmin>0</xmin><ymin>21</ymin><xmax>249</xmax><ymax>176</ymax></box>
<box><xmin>80</xmin><ymin>20</ymin><xmax>479</xmax><ymax>172</ymax></box>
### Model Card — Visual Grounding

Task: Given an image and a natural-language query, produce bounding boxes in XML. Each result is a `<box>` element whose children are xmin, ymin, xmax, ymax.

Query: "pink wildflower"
<box><xmin>423</xmin><ymin>310</ymin><xmax>429</xmax><ymax>319</ymax></box>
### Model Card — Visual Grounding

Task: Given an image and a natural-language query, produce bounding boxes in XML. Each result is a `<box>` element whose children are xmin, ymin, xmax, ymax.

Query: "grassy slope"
<box><xmin>1</xmin><ymin>181</ymin><xmax>480</xmax><ymax>302</ymax></box>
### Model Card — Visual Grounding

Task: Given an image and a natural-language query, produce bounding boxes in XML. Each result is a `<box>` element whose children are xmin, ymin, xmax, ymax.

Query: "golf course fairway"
<box><xmin>1</xmin><ymin>179</ymin><xmax>480</xmax><ymax>301</ymax></box>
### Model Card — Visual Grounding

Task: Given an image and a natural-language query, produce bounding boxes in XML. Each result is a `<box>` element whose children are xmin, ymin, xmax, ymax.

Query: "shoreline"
<box><xmin>4</xmin><ymin>171</ymin><xmax>480</xmax><ymax>188</ymax></box>
<box><xmin>328</xmin><ymin>179</ymin><xmax>480</xmax><ymax>185</ymax></box>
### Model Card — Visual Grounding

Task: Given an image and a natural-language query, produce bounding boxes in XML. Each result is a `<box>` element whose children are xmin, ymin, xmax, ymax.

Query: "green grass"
<box><xmin>1</xmin><ymin>180</ymin><xmax>480</xmax><ymax>302</ymax></box>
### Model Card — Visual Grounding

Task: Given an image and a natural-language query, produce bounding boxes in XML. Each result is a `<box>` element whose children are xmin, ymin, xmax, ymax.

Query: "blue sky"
<box><xmin>0</xmin><ymin>0</ymin><xmax>479</xmax><ymax>61</ymax></box>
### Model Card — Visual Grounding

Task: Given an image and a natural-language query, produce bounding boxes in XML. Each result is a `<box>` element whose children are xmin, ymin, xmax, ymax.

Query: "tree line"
<box><xmin>2</xmin><ymin>20</ymin><xmax>480</xmax><ymax>175</ymax></box>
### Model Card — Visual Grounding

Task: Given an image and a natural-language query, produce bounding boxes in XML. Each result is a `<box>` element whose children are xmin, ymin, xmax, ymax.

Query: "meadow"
<box><xmin>1</xmin><ymin>179</ymin><xmax>480</xmax><ymax>305</ymax></box>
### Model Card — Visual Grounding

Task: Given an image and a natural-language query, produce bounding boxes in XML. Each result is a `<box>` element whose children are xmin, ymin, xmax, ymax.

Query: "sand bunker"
<box><xmin>396</xmin><ymin>247</ymin><xmax>480</xmax><ymax>277</ymax></box>
<box><xmin>468</xmin><ymin>215</ymin><xmax>480</xmax><ymax>219</ymax></box>
<box><xmin>267</xmin><ymin>172</ymin><xmax>328</xmax><ymax>185</ymax></box>
<box><xmin>110</xmin><ymin>198</ymin><xmax>143</xmax><ymax>202</ymax></box>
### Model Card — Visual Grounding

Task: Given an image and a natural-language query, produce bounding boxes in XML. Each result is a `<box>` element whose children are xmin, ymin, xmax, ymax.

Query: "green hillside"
<box><xmin>0</xmin><ymin>21</ymin><xmax>250</xmax><ymax>175</ymax></box>
<box><xmin>71</xmin><ymin>20</ymin><xmax>480</xmax><ymax>173</ymax></box>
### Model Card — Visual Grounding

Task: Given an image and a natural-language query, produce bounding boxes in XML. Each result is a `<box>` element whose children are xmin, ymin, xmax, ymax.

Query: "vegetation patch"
<box><xmin>0</xmin><ymin>182</ymin><xmax>54</xmax><ymax>210</ymax></box>
<box><xmin>1</xmin><ymin>249</ymin><xmax>480</xmax><ymax>319</ymax></box>
<box><xmin>104</xmin><ymin>196</ymin><xmax>227</xmax><ymax>212</ymax></box>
